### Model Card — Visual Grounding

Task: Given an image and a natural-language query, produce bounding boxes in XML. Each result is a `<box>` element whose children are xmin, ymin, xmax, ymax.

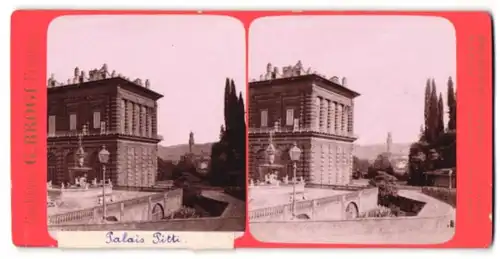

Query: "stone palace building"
<box><xmin>248</xmin><ymin>61</ymin><xmax>360</xmax><ymax>185</ymax></box>
<box><xmin>47</xmin><ymin>64</ymin><xmax>163</xmax><ymax>188</ymax></box>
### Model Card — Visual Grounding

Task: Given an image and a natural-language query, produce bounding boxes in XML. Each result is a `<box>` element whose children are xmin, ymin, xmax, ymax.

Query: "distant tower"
<box><xmin>189</xmin><ymin>131</ymin><xmax>195</xmax><ymax>154</ymax></box>
<box><xmin>386</xmin><ymin>132</ymin><xmax>392</xmax><ymax>154</ymax></box>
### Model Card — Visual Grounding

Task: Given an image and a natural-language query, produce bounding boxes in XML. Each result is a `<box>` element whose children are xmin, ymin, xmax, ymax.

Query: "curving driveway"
<box><xmin>250</xmin><ymin>189</ymin><xmax>456</xmax><ymax>244</ymax></box>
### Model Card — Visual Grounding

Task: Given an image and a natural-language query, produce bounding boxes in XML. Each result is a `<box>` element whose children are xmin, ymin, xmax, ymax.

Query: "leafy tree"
<box><xmin>352</xmin><ymin>156</ymin><xmax>370</xmax><ymax>178</ymax></box>
<box><xmin>368</xmin><ymin>153</ymin><xmax>394</xmax><ymax>178</ymax></box>
<box><xmin>157</xmin><ymin>157</ymin><xmax>176</xmax><ymax>181</ymax></box>
<box><xmin>368</xmin><ymin>172</ymin><xmax>404</xmax><ymax>216</ymax></box>
<box><xmin>408</xmin><ymin>77</ymin><xmax>456</xmax><ymax>186</ymax></box>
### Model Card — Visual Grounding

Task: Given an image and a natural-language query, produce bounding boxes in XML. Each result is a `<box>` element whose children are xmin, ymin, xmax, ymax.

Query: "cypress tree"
<box><xmin>429</xmin><ymin>79</ymin><xmax>439</xmax><ymax>143</ymax></box>
<box><xmin>447</xmin><ymin>77</ymin><xmax>456</xmax><ymax>131</ymax></box>
<box><xmin>223</xmin><ymin>78</ymin><xmax>231</xmax><ymax>133</ymax></box>
<box><xmin>424</xmin><ymin>79</ymin><xmax>432</xmax><ymax>143</ymax></box>
<box><xmin>437</xmin><ymin>93</ymin><xmax>445</xmax><ymax>136</ymax></box>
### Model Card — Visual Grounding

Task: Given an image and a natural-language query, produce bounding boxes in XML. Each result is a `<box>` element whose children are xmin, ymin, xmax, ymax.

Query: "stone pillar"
<box><xmin>328</xmin><ymin>100</ymin><xmax>334</xmax><ymax>134</ymax></box>
<box><xmin>139</xmin><ymin>105</ymin><xmax>145</xmax><ymax>136</ymax></box>
<box><xmin>147</xmin><ymin>107</ymin><xmax>153</xmax><ymax>138</ymax></box>
<box><xmin>127</xmin><ymin>101</ymin><xmax>133</xmax><ymax>135</ymax></box>
<box><xmin>348</xmin><ymin>104</ymin><xmax>354</xmax><ymax>135</ymax></box>
<box><xmin>282</xmin><ymin>204</ymin><xmax>290</xmax><ymax>220</ymax></box>
<box><xmin>315</xmin><ymin>96</ymin><xmax>321</xmax><ymax>131</ymax></box>
<box><xmin>320</xmin><ymin>144</ymin><xmax>325</xmax><ymax>185</ymax></box>
<box><xmin>321</xmin><ymin>101</ymin><xmax>328</xmax><ymax>133</ymax></box>
<box><xmin>93</xmin><ymin>207</ymin><xmax>98</xmax><ymax>221</ymax></box>
<box><xmin>147</xmin><ymin>196</ymin><xmax>153</xmax><ymax>221</ymax></box>
<box><xmin>311</xmin><ymin>200</ymin><xmax>318</xmax><ymax>220</ymax></box>
<box><xmin>120</xmin><ymin>202</ymin><xmax>125</xmax><ymax>221</ymax></box>
<box><xmin>120</xmin><ymin>99</ymin><xmax>126</xmax><ymax>134</ymax></box>
<box><xmin>134</xmin><ymin>103</ymin><xmax>140</xmax><ymax>136</ymax></box>
<box><xmin>335</xmin><ymin>102</ymin><xmax>341</xmax><ymax>135</ymax></box>
<box><xmin>328</xmin><ymin>144</ymin><xmax>333</xmax><ymax>185</ymax></box>
<box><xmin>343</xmin><ymin>106</ymin><xmax>349</xmax><ymax>136</ymax></box>
<box><xmin>336</xmin><ymin>146</ymin><xmax>342</xmax><ymax>185</ymax></box>
<box><xmin>152</xmin><ymin>104</ymin><xmax>158</xmax><ymax>138</ymax></box>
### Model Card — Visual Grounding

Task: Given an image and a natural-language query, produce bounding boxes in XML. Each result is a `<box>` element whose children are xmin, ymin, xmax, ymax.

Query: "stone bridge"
<box><xmin>250</xmin><ymin>187</ymin><xmax>379</xmax><ymax>222</ymax></box>
<box><xmin>48</xmin><ymin>188</ymin><xmax>183</xmax><ymax>225</ymax></box>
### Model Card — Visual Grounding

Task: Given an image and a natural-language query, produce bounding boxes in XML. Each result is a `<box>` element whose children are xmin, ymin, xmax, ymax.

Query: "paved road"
<box><xmin>250</xmin><ymin>225</ymin><xmax>455</xmax><ymax>244</ymax></box>
<box><xmin>201</xmin><ymin>190</ymin><xmax>245</xmax><ymax>217</ymax></box>
<box><xmin>250</xmin><ymin>189</ymin><xmax>456</xmax><ymax>244</ymax></box>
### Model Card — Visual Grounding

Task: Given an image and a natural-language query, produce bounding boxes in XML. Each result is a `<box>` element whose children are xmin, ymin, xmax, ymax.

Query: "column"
<box><xmin>348</xmin><ymin>105</ymin><xmax>354</xmax><ymax>135</ymax></box>
<box><xmin>120</xmin><ymin>99</ymin><xmax>126</xmax><ymax>134</ymax></box>
<box><xmin>145</xmin><ymin>108</ymin><xmax>149</xmax><ymax>137</ymax></box>
<box><xmin>120</xmin><ymin>202</ymin><xmax>125</xmax><ymax>221</ymax></box>
<box><xmin>328</xmin><ymin>101</ymin><xmax>334</xmax><ymax>134</ymax></box>
<box><xmin>335</xmin><ymin>103</ymin><xmax>341</xmax><ymax>135</ymax></box>
<box><xmin>320</xmin><ymin>144</ymin><xmax>325</xmax><ymax>185</ymax></box>
<box><xmin>127</xmin><ymin>101</ymin><xmax>133</xmax><ymax>135</ymax></box>
<box><xmin>141</xmin><ymin>106</ymin><xmax>146</xmax><ymax>136</ymax></box>
<box><xmin>343</xmin><ymin>106</ymin><xmax>349</xmax><ymax>136</ymax></box>
<box><xmin>321</xmin><ymin>99</ymin><xmax>328</xmax><ymax>133</ymax></box>
<box><xmin>152</xmin><ymin>104</ymin><xmax>158</xmax><ymax>138</ymax></box>
<box><xmin>147</xmin><ymin>108</ymin><xmax>153</xmax><ymax>138</ymax></box>
<box><xmin>134</xmin><ymin>103</ymin><xmax>140</xmax><ymax>136</ymax></box>
<box><xmin>147</xmin><ymin>196</ymin><xmax>153</xmax><ymax>220</ymax></box>
<box><xmin>336</xmin><ymin>146</ymin><xmax>342</xmax><ymax>185</ymax></box>
<box><xmin>315</xmin><ymin>97</ymin><xmax>321</xmax><ymax>131</ymax></box>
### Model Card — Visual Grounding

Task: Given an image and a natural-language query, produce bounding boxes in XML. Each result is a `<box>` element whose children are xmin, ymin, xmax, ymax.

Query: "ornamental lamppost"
<box><xmin>288</xmin><ymin>142</ymin><xmax>301</xmax><ymax>218</ymax></box>
<box><xmin>98</xmin><ymin>145</ymin><xmax>110</xmax><ymax>219</ymax></box>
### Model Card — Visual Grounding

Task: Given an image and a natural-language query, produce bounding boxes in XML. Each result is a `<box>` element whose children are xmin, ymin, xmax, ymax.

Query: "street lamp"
<box><xmin>98</xmin><ymin>145</ymin><xmax>110</xmax><ymax>220</ymax></box>
<box><xmin>288</xmin><ymin>142</ymin><xmax>301</xmax><ymax>218</ymax></box>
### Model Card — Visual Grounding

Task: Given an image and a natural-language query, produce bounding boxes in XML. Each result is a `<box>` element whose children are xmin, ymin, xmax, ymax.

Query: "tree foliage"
<box><xmin>209</xmin><ymin>78</ymin><xmax>246</xmax><ymax>187</ymax></box>
<box><xmin>408</xmin><ymin>77</ymin><xmax>456</xmax><ymax>186</ymax></box>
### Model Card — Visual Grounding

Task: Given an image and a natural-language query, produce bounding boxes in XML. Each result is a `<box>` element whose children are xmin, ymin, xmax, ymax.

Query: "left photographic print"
<box><xmin>45</xmin><ymin>15</ymin><xmax>246</xmax><ymax>237</ymax></box>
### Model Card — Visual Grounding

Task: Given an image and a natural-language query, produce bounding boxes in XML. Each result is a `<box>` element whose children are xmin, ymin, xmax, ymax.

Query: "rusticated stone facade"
<box><xmin>248</xmin><ymin>62</ymin><xmax>360</xmax><ymax>185</ymax></box>
<box><xmin>47</xmin><ymin>69</ymin><xmax>163</xmax><ymax>188</ymax></box>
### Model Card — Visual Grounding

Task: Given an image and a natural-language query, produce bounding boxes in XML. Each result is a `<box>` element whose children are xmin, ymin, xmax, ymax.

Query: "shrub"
<box><xmin>171</xmin><ymin>206</ymin><xmax>200</xmax><ymax>219</ymax></box>
<box><xmin>359</xmin><ymin>206</ymin><xmax>395</xmax><ymax>218</ymax></box>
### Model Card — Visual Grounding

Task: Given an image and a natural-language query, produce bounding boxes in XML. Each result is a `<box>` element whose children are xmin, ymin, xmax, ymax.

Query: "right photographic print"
<box><xmin>247</xmin><ymin>15</ymin><xmax>457</xmax><ymax>244</ymax></box>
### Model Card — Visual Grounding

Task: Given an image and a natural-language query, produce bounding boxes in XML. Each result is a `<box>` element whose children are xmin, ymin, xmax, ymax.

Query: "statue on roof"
<box><xmin>265</xmin><ymin>63</ymin><xmax>273</xmax><ymax>80</ymax></box>
<box><xmin>100</xmin><ymin>64</ymin><xmax>108</xmax><ymax>79</ymax></box>
<box><xmin>79</xmin><ymin>70</ymin><xmax>86</xmax><ymax>83</ymax></box>
<box><xmin>48</xmin><ymin>74</ymin><xmax>56</xmax><ymax>87</ymax></box>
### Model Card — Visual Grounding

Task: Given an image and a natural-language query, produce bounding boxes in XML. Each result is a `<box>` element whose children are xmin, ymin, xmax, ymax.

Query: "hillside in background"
<box><xmin>354</xmin><ymin>143</ymin><xmax>412</xmax><ymax>161</ymax></box>
<box><xmin>158</xmin><ymin>142</ymin><xmax>214</xmax><ymax>161</ymax></box>
<box><xmin>158</xmin><ymin>142</ymin><xmax>410</xmax><ymax>163</ymax></box>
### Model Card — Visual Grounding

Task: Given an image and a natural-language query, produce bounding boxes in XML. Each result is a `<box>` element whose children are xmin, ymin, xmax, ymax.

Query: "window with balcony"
<box><xmin>48</xmin><ymin>115</ymin><xmax>56</xmax><ymax>136</ymax></box>
<box><xmin>93</xmin><ymin>111</ymin><xmax>101</xmax><ymax>129</ymax></box>
<box><xmin>69</xmin><ymin>114</ymin><xmax>77</xmax><ymax>131</ymax></box>
<box><xmin>286</xmin><ymin>108</ymin><xmax>294</xmax><ymax>126</ymax></box>
<box><xmin>260</xmin><ymin>109</ymin><xmax>268</xmax><ymax>128</ymax></box>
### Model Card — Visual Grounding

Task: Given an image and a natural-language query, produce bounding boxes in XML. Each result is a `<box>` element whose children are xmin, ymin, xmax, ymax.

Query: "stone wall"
<box><xmin>49</xmin><ymin>216</ymin><xmax>245</xmax><ymax>232</ymax></box>
<box><xmin>48</xmin><ymin>189</ymin><xmax>183</xmax><ymax>225</ymax></box>
<box><xmin>250</xmin><ymin>213</ymin><xmax>454</xmax><ymax>244</ymax></box>
<box><xmin>249</xmin><ymin>187</ymin><xmax>378</xmax><ymax>222</ymax></box>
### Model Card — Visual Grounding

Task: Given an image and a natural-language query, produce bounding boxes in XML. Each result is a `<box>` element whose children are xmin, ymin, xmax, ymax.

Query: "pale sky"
<box><xmin>249</xmin><ymin>16</ymin><xmax>456</xmax><ymax>145</ymax></box>
<box><xmin>48</xmin><ymin>15</ymin><xmax>245</xmax><ymax>146</ymax></box>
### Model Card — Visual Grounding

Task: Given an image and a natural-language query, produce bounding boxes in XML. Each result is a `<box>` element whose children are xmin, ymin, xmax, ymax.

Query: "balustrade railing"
<box><xmin>250</xmin><ymin>192</ymin><xmax>350</xmax><ymax>220</ymax></box>
<box><xmin>48</xmin><ymin>190</ymin><xmax>179</xmax><ymax>225</ymax></box>
<box><xmin>48</xmin><ymin>130</ymin><xmax>163</xmax><ymax>141</ymax></box>
<box><xmin>248</xmin><ymin>127</ymin><xmax>357</xmax><ymax>138</ymax></box>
